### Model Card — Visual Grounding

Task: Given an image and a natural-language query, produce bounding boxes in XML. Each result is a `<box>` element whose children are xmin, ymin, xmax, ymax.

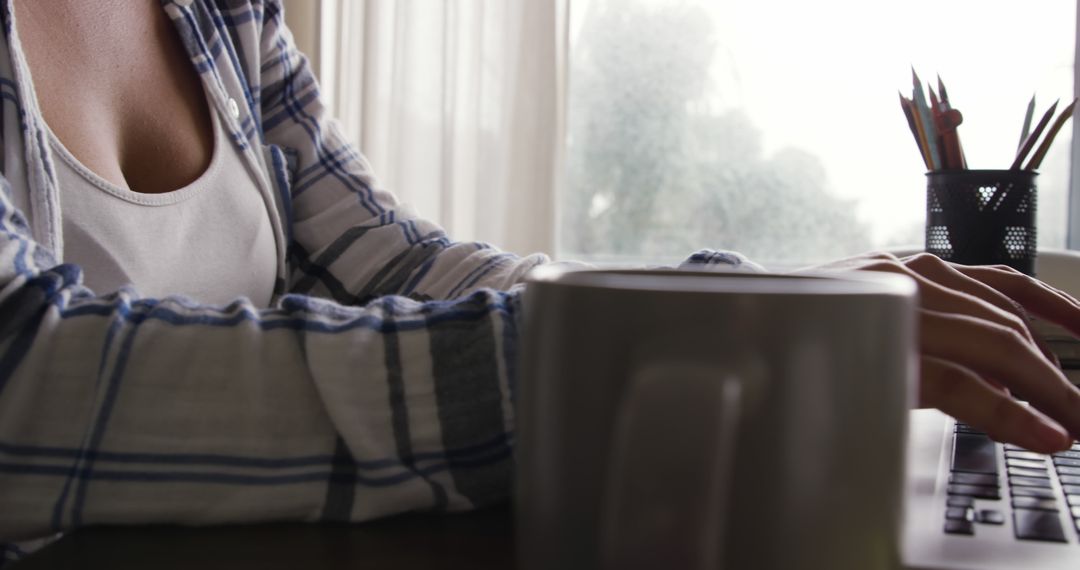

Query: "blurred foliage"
<box><xmin>561</xmin><ymin>0</ymin><xmax>872</xmax><ymax>265</ymax></box>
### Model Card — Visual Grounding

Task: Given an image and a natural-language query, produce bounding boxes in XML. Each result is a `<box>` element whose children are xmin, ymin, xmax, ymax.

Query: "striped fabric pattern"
<box><xmin>0</xmin><ymin>0</ymin><xmax>754</xmax><ymax>550</ymax></box>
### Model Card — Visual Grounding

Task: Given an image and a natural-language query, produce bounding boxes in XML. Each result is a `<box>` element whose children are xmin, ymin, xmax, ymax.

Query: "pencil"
<box><xmin>900</xmin><ymin>92</ymin><xmax>930</xmax><ymax>168</ymax></box>
<box><xmin>936</xmin><ymin>75</ymin><xmax>966</xmax><ymax>169</ymax></box>
<box><xmin>1011</xmin><ymin>99</ymin><xmax>1059</xmax><ymax>170</ymax></box>
<box><xmin>1019</xmin><ymin>94</ymin><xmax>1036</xmax><ymax>150</ymax></box>
<box><xmin>937</xmin><ymin>74</ymin><xmax>949</xmax><ymax>104</ymax></box>
<box><xmin>912</xmin><ymin>69</ymin><xmax>940</xmax><ymax>170</ymax></box>
<box><xmin>929</xmin><ymin>87</ymin><xmax>951</xmax><ymax>169</ymax></box>
<box><xmin>1025</xmin><ymin>97</ymin><xmax>1077</xmax><ymax>170</ymax></box>
<box><xmin>910</xmin><ymin>94</ymin><xmax>935</xmax><ymax>170</ymax></box>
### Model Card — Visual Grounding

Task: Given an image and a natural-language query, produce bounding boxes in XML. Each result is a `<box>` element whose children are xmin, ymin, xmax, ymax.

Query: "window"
<box><xmin>559</xmin><ymin>0</ymin><xmax>1076</xmax><ymax>266</ymax></box>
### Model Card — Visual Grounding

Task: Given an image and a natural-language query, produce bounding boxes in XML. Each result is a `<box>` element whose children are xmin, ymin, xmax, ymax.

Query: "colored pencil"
<box><xmin>936</xmin><ymin>76</ymin><xmax>967</xmax><ymax>169</ymax></box>
<box><xmin>1024</xmin><ymin>97</ymin><xmax>1077</xmax><ymax>170</ymax></box>
<box><xmin>937</xmin><ymin>75</ymin><xmax>949</xmax><ymax>104</ymax></box>
<box><xmin>1018</xmin><ymin>94</ymin><xmax>1036</xmax><ymax>150</ymax></box>
<box><xmin>1011</xmin><ymin>99</ymin><xmax>1059</xmax><ymax>170</ymax></box>
<box><xmin>910</xmin><ymin>96</ymin><xmax>935</xmax><ymax>171</ymax></box>
<box><xmin>911</xmin><ymin>69</ymin><xmax>940</xmax><ymax>170</ymax></box>
<box><xmin>900</xmin><ymin>92</ymin><xmax>930</xmax><ymax>168</ymax></box>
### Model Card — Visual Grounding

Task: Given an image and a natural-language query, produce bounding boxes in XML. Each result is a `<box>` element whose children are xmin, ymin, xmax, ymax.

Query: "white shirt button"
<box><xmin>228</xmin><ymin>98</ymin><xmax>240</xmax><ymax>119</ymax></box>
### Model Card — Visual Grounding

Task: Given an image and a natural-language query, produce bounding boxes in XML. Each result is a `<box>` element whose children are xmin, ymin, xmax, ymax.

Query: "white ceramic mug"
<box><xmin>516</xmin><ymin>267</ymin><xmax>917</xmax><ymax>570</ymax></box>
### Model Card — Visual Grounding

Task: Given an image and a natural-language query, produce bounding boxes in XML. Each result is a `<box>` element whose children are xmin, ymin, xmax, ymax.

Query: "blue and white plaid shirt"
<box><xmin>0</xmin><ymin>0</ymin><xmax>757</xmax><ymax>554</ymax></box>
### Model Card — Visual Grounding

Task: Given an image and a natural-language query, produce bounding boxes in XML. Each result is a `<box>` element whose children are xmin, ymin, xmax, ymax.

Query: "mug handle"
<box><xmin>600</xmin><ymin>362</ymin><xmax>742</xmax><ymax>570</ymax></box>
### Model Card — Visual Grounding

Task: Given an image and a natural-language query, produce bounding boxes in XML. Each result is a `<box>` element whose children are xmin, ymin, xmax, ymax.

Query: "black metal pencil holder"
<box><xmin>925</xmin><ymin>170</ymin><xmax>1038</xmax><ymax>276</ymax></box>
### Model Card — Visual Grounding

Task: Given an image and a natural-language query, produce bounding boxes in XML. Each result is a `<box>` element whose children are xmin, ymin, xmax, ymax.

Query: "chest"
<box><xmin>14</xmin><ymin>0</ymin><xmax>214</xmax><ymax>195</ymax></box>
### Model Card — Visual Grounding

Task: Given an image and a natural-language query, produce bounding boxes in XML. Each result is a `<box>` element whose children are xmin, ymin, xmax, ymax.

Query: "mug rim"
<box><xmin>525</xmin><ymin>265</ymin><xmax>917</xmax><ymax>298</ymax></box>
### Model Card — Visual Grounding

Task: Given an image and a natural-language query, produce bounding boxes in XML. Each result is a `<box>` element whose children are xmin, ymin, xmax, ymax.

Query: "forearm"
<box><xmin>0</xmin><ymin>262</ymin><xmax>521</xmax><ymax>540</ymax></box>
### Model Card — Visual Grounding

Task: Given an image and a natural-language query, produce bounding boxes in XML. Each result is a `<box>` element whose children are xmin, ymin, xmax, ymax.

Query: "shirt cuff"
<box><xmin>678</xmin><ymin>249</ymin><xmax>766</xmax><ymax>273</ymax></box>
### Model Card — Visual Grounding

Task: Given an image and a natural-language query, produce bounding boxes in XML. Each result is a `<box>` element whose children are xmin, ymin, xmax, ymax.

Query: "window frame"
<box><xmin>1068</xmin><ymin>2</ymin><xmax>1080</xmax><ymax>249</ymax></box>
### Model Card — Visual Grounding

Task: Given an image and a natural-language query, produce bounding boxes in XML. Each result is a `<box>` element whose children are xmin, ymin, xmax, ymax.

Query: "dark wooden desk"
<box><xmin>14</xmin><ymin>505</ymin><xmax>515</xmax><ymax>569</ymax></box>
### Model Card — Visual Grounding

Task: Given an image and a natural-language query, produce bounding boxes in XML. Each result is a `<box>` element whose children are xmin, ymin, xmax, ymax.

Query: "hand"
<box><xmin>808</xmin><ymin>252</ymin><xmax>1080</xmax><ymax>453</ymax></box>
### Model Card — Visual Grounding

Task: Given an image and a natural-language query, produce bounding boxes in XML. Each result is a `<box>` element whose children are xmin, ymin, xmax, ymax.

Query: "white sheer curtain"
<box><xmin>300</xmin><ymin>0</ymin><xmax>568</xmax><ymax>256</ymax></box>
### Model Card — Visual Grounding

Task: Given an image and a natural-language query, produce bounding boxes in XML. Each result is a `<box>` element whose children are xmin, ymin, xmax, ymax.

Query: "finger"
<box><xmin>793</xmin><ymin>251</ymin><xmax>901</xmax><ymax>274</ymax></box>
<box><xmin>920</xmin><ymin>308</ymin><xmax>1080</xmax><ymax>439</ymax></box>
<box><xmin>953</xmin><ymin>263</ymin><xmax>1080</xmax><ymax>337</ymax></box>
<box><xmin>920</xmin><ymin>356</ymin><xmax>1070</xmax><ymax>452</ymax></box>
<box><xmin>862</xmin><ymin>255</ymin><xmax>1041</xmax><ymax>348</ymax></box>
<box><xmin>902</xmin><ymin>254</ymin><xmax>1027</xmax><ymax>316</ymax></box>
<box><xmin>901</xmin><ymin>254</ymin><xmax>1058</xmax><ymax>364</ymax></box>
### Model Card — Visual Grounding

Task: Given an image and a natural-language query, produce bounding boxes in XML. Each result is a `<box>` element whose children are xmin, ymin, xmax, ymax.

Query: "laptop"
<box><xmin>902</xmin><ymin>409</ymin><xmax>1080</xmax><ymax>569</ymax></box>
<box><xmin>901</xmin><ymin>315</ymin><xmax>1080</xmax><ymax>569</ymax></box>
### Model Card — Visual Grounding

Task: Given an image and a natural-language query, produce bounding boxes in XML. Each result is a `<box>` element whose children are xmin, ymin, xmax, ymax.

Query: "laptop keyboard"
<box><xmin>944</xmin><ymin>422</ymin><xmax>1080</xmax><ymax>542</ymax></box>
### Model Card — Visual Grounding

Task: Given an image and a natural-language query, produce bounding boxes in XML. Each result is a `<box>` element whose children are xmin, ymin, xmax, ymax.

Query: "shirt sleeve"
<box><xmin>678</xmin><ymin>249</ymin><xmax>767</xmax><ymax>272</ymax></box>
<box><xmin>256</xmin><ymin>1</ymin><xmax>548</xmax><ymax>304</ymax></box>
<box><xmin>0</xmin><ymin>174</ymin><xmax>523</xmax><ymax>542</ymax></box>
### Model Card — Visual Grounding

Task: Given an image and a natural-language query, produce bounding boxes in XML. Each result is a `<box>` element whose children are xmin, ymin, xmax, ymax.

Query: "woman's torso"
<box><xmin>12</xmin><ymin>0</ymin><xmax>277</xmax><ymax>305</ymax></box>
<box><xmin>16</xmin><ymin>0</ymin><xmax>214</xmax><ymax>195</ymax></box>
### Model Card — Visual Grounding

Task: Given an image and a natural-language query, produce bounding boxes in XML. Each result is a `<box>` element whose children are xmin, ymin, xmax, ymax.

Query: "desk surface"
<box><xmin>14</xmin><ymin>505</ymin><xmax>515</xmax><ymax>570</ymax></box>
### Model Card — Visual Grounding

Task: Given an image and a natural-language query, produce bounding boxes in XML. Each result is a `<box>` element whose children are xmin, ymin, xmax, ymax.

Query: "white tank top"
<box><xmin>51</xmin><ymin>110</ymin><xmax>277</xmax><ymax>307</ymax></box>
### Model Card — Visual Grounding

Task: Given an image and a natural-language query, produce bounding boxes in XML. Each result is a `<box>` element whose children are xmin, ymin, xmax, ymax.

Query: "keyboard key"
<box><xmin>948</xmin><ymin>484</ymin><xmax>1000</xmax><ymax>500</ymax></box>
<box><xmin>944</xmin><ymin>519</ymin><xmax>975</xmax><ymax>535</ymax></box>
<box><xmin>1072</xmin><ymin>506</ymin><xmax>1080</xmax><ymax>519</ymax></box>
<box><xmin>1008</xmin><ymin>459</ymin><xmax>1047</xmax><ymax>470</ymax></box>
<box><xmin>977</xmin><ymin>510</ymin><xmax>1005</xmax><ymax>525</ymax></box>
<box><xmin>1054</xmin><ymin>457</ymin><xmax>1080</xmax><ymax>468</ymax></box>
<box><xmin>1013</xmin><ymin>497</ymin><xmax>1059</xmax><ymax>511</ymax></box>
<box><xmin>953</xmin><ymin>434</ymin><xmax>998</xmax><ymax>474</ymax></box>
<box><xmin>1058</xmin><ymin>474</ymin><xmax>1080</xmax><ymax>486</ymax></box>
<box><xmin>1054</xmin><ymin>450</ymin><xmax>1080</xmax><ymax>460</ymax></box>
<box><xmin>1056</xmin><ymin>466</ymin><xmax>1080</xmax><ymax>476</ymax></box>
<box><xmin>1014</xmin><ymin>509</ymin><xmax>1067</xmax><ymax>542</ymax></box>
<box><xmin>1011</xmin><ymin>487</ymin><xmax>1056</xmax><ymax>499</ymax></box>
<box><xmin>946</xmin><ymin>507</ymin><xmax>974</xmax><ymax>521</ymax></box>
<box><xmin>947</xmin><ymin>496</ymin><xmax>975</xmax><ymax>508</ymax></box>
<box><xmin>950</xmin><ymin>472</ymin><xmax>998</xmax><ymax>486</ymax></box>
<box><xmin>1006</xmin><ymin>450</ymin><xmax>1048</xmax><ymax>461</ymax></box>
<box><xmin>1008</xmin><ymin>467</ymin><xmax>1050</xmax><ymax>478</ymax></box>
<box><xmin>1066</xmin><ymin>495</ymin><xmax>1080</xmax><ymax>506</ymax></box>
<box><xmin>1064</xmin><ymin>485</ymin><xmax>1080</xmax><ymax>495</ymax></box>
<box><xmin>1009</xmin><ymin>476</ymin><xmax>1054</xmax><ymax>489</ymax></box>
